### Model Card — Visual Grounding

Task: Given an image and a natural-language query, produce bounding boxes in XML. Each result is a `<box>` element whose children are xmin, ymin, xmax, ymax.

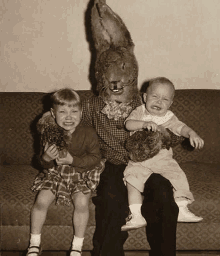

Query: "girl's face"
<box><xmin>143</xmin><ymin>83</ymin><xmax>174</xmax><ymax>116</ymax></box>
<box><xmin>51</xmin><ymin>104</ymin><xmax>82</xmax><ymax>133</ymax></box>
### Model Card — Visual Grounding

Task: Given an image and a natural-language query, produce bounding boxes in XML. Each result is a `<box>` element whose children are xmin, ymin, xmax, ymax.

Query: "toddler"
<box><xmin>121</xmin><ymin>77</ymin><xmax>204</xmax><ymax>231</ymax></box>
<box><xmin>26</xmin><ymin>88</ymin><xmax>105</xmax><ymax>256</ymax></box>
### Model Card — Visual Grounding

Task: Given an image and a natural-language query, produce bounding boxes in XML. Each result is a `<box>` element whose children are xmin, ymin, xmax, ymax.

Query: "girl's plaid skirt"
<box><xmin>32</xmin><ymin>159</ymin><xmax>106</xmax><ymax>205</ymax></box>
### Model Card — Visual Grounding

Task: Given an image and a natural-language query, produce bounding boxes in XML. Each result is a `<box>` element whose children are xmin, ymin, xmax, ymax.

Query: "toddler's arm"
<box><xmin>56</xmin><ymin>128</ymin><xmax>101</xmax><ymax>172</ymax></box>
<box><xmin>180</xmin><ymin>125</ymin><xmax>204</xmax><ymax>149</ymax></box>
<box><xmin>125</xmin><ymin>120</ymin><xmax>158</xmax><ymax>132</ymax></box>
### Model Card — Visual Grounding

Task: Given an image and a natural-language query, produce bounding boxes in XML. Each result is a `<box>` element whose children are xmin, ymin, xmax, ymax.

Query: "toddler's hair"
<box><xmin>149</xmin><ymin>77</ymin><xmax>175</xmax><ymax>88</ymax></box>
<box><xmin>51</xmin><ymin>88</ymin><xmax>81</xmax><ymax>109</ymax></box>
<box><xmin>148</xmin><ymin>77</ymin><xmax>175</xmax><ymax>96</ymax></box>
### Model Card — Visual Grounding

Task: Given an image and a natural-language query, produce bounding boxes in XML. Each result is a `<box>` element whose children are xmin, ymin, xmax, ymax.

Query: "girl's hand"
<box><xmin>189</xmin><ymin>131</ymin><xmax>204</xmax><ymax>149</ymax></box>
<box><xmin>56</xmin><ymin>151</ymin><xmax>73</xmax><ymax>165</ymax></box>
<box><xmin>42</xmin><ymin>143</ymin><xmax>59</xmax><ymax>162</ymax></box>
<box><xmin>142</xmin><ymin>121</ymin><xmax>158</xmax><ymax>132</ymax></box>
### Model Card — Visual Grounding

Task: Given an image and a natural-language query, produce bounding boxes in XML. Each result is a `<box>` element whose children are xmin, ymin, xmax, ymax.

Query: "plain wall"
<box><xmin>1</xmin><ymin>0</ymin><xmax>219</xmax><ymax>92</ymax></box>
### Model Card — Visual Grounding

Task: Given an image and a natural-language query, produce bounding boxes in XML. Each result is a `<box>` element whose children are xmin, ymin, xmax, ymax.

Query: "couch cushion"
<box><xmin>1</xmin><ymin>165</ymin><xmax>96</xmax><ymax>227</ymax></box>
<box><xmin>176</xmin><ymin>162</ymin><xmax>220</xmax><ymax>250</ymax></box>
<box><xmin>1</xmin><ymin>162</ymin><xmax>220</xmax><ymax>225</ymax></box>
<box><xmin>180</xmin><ymin>162</ymin><xmax>220</xmax><ymax>223</ymax></box>
<box><xmin>1</xmin><ymin>162</ymin><xmax>220</xmax><ymax>250</ymax></box>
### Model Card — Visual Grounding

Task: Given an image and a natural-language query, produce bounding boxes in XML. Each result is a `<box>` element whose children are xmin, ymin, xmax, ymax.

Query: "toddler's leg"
<box><xmin>127</xmin><ymin>182</ymin><xmax>143</xmax><ymax>205</ymax></box>
<box><xmin>70</xmin><ymin>191</ymin><xmax>91</xmax><ymax>256</ymax></box>
<box><xmin>121</xmin><ymin>183</ymin><xmax>147</xmax><ymax>231</ymax></box>
<box><xmin>27</xmin><ymin>189</ymin><xmax>55</xmax><ymax>256</ymax></box>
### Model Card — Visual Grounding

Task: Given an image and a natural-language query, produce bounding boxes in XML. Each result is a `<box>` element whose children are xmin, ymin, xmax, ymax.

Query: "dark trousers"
<box><xmin>92</xmin><ymin>161</ymin><xmax>178</xmax><ymax>256</ymax></box>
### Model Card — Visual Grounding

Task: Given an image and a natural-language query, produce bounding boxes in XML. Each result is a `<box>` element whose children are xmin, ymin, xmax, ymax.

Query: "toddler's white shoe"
<box><xmin>178</xmin><ymin>206</ymin><xmax>203</xmax><ymax>222</ymax></box>
<box><xmin>121</xmin><ymin>214</ymin><xmax>147</xmax><ymax>231</ymax></box>
<box><xmin>70</xmin><ymin>249</ymin><xmax>82</xmax><ymax>256</ymax></box>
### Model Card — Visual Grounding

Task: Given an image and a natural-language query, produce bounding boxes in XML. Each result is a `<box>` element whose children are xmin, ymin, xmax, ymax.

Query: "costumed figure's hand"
<box><xmin>42</xmin><ymin>143</ymin><xmax>59</xmax><ymax>162</ymax></box>
<box><xmin>142</xmin><ymin>121</ymin><xmax>158</xmax><ymax>132</ymax></box>
<box><xmin>56</xmin><ymin>151</ymin><xmax>73</xmax><ymax>166</ymax></box>
<box><xmin>188</xmin><ymin>131</ymin><xmax>204</xmax><ymax>149</ymax></box>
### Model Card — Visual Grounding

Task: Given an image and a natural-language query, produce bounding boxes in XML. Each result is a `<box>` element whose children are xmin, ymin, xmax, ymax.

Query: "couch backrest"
<box><xmin>1</xmin><ymin>90</ymin><xmax>219</xmax><ymax>165</ymax></box>
<box><xmin>170</xmin><ymin>90</ymin><xmax>220</xmax><ymax>163</ymax></box>
<box><xmin>0</xmin><ymin>91</ymin><xmax>94</xmax><ymax>165</ymax></box>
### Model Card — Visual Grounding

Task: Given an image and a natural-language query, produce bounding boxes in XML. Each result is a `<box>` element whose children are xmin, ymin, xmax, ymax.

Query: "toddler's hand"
<box><xmin>189</xmin><ymin>131</ymin><xmax>204</xmax><ymax>149</ymax></box>
<box><xmin>142</xmin><ymin>121</ymin><xmax>158</xmax><ymax>132</ymax></box>
<box><xmin>56</xmin><ymin>151</ymin><xmax>73</xmax><ymax>165</ymax></box>
<box><xmin>42</xmin><ymin>143</ymin><xmax>59</xmax><ymax>162</ymax></box>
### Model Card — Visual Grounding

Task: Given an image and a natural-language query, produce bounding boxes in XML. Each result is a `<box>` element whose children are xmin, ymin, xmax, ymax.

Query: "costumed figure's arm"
<box><xmin>70</xmin><ymin>129</ymin><xmax>101</xmax><ymax>172</ymax></box>
<box><xmin>56</xmin><ymin>128</ymin><xmax>101</xmax><ymax>173</ymax></box>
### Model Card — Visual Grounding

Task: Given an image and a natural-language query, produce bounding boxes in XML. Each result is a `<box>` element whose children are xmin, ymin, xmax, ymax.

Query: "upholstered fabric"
<box><xmin>1</xmin><ymin>162</ymin><xmax>220</xmax><ymax>250</ymax></box>
<box><xmin>1</xmin><ymin>90</ymin><xmax>219</xmax><ymax>166</ymax></box>
<box><xmin>0</xmin><ymin>90</ymin><xmax>220</xmax><ymax>251</ymax></box>
<box><xmin>170</xmin><ymin>90</ymin><xmax>220</xmax><ymax>164</ymax></box>
<box><xmin>1</xmin><ymin>165</ymin><xmax>96</xmax><ymax>227</ymax></box>
<box><xmin>0</xmin><ymin>91</ymin><xmax>94</xmax><ymax>165</ymax></box>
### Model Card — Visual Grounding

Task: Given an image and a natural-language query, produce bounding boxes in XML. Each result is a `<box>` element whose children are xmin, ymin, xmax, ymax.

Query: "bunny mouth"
<box><xmin>109</xmin><ymin>84</ymin><xmax>125</xmax><ymax>94</ymax></box>
<box><xmin>110</xmin><ymin>88</ymin><xmax>124</xmax><ymax>94</ymax></box>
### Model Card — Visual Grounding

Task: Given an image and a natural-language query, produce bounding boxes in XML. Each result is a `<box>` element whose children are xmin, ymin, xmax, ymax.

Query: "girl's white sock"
<box><xmin>72</xmin><ymin>235</ymin><xmax>84</xmax><ymax>251</ymax></box>
<box><xmin>30</xmin><ymin>233</ymin><xmax>41</xmax><ymax>246</ymax></box>
<box><xmin>129</xmin><ymin>204</ymin><xmax>142</xmax><ymax>216</ymax></box>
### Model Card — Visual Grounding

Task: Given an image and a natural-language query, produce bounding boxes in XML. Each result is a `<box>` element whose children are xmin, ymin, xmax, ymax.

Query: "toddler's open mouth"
<box><xmin>152</xmin><ymin>105</ymin><xmax>161</xmax><ymax>110</ymax></box>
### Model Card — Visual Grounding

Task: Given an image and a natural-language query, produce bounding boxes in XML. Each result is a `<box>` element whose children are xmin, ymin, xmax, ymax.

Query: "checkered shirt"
<box><xmin>82</xmin><ymin>95</ymin><xmax>142</xmax><ymax>165</ymax></box>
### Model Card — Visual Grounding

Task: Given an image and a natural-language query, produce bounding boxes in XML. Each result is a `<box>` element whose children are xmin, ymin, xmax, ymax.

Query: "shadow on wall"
<box><xmin>84</xmin><ymin>0</ymin><xmax>98</xmax><ymax>96</ymax></box>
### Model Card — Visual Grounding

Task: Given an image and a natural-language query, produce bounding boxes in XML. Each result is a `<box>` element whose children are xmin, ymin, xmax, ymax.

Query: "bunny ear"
<box><xmin>91</xmin><ymin>0</ymin><xmax>134</xmax><ymax>56</ymax></box>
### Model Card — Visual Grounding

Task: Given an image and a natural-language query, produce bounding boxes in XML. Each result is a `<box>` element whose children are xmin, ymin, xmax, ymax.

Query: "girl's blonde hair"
<box><xmin>51</xmin><ymin>88</ymin><xmax>81</xmax><ymax>109</ymax></box>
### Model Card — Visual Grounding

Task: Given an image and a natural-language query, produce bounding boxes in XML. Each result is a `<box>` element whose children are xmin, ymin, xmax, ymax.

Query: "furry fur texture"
<box><xmin>37</xmin><ymin>112</ymin><xmax>72</xmax><ymax>158</ymax></box>
<box><xmin>91</xmin><ymin>0</ymin><xmax>138</xmax><ymax>103</ymax></box>
<box><xmin>125</xmin><ymin>128</ymin><xmax>185</xmax><ymax>162</ymax></box>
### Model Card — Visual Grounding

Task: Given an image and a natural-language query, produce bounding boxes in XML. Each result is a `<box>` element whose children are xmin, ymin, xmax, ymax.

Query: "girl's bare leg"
<box><xmin>31</xmin><ymin>189</ymin><xmax>55</xmax><ymax>234</ymax></box>
<box><xmin>70</xmin><ymin>191</ymin><xmax>91</xmax><ymax>255</ymax></box>
<box><xmin>72</xmin><ymin>191</ymin><xmax>91</xmax><ymax>237</ymax></box>
<box><xmin>27</xmin><ymin>189</ymin><xmax>55</xmax><ymax>255</ymax></box>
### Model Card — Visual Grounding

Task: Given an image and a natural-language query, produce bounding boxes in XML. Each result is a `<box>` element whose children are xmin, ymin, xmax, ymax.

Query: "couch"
<box><xmin>1</xmin><ymin>89</ymin><xmax>220</xmax><ymax>253</ymax></box>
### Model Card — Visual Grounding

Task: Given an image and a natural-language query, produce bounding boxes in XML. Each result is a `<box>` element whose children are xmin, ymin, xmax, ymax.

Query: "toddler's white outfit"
<box><xmin>121</xmin><ymin>105</ymin><xmax>202</xmax><ymax>231</ymax></box>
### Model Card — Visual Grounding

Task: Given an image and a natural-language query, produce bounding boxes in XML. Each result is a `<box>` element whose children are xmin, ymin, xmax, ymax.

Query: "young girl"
<box><xmin>26</xmin><ymin>88</ymin><xmax>105</xmax><ymax>256</ymax></box>
<box><xmin>121</xmin><ymin>77</ymin><xmax>204</xmax><ymax>231</ymax></box>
